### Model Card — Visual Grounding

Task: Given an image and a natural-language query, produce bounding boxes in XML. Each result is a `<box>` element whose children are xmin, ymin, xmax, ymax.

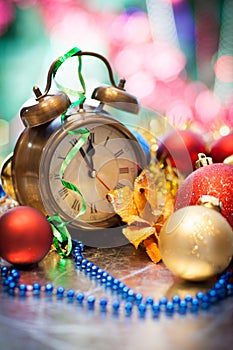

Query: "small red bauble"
<box><xmin>174</xmin><ymin>163</ymin><xmax>233</xmax><ymax>229</ymax></box>
<box><xmin>210</xmin><ymin>132</ymin><xmax>233</xmax><ymax>163</ymax></box>
<box><xmin>0</xmin><ymin>206</ymin><xmax>53</xmax><ymax>265</ymax></box>
<box><xmin>157</xmin><ymin>129</ymin><xmax>207</xmax><ymax>174</ymax></box>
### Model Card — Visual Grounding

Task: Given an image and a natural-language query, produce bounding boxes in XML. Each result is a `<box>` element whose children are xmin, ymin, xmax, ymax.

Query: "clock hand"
<box><xmin>86</xmin><ymin>135</ymin><xmax>95</xmax><ymax>170</ymax></box>
<box><xmin>79</xmin><ymin>147</ymin><xmax>92</xmax><ymax>170</ymax></box>
<box><xmin>79</xmin><ymin>147</ymin><xmax>110</xmax><ymax>191</ymax></box>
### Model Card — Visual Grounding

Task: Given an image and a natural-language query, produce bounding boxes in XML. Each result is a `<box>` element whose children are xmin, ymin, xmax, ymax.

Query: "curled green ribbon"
<box><xmin>49</xmin><ymin>128</ymin><xmax>90</xmax><ymax>257</ymax></box>
<box><xmin>48</xmin><ymin>47</ymin><xmax>89</xmax><ymax>257</ymax></box>
<box><xmin>53</xmin><ymin>46</ymin><xmax>86</xmax><ymax>108</ymax></box>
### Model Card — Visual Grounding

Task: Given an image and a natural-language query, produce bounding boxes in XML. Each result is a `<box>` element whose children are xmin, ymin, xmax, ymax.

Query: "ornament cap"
<box><xmin>197</xmin><ymin>195</ymin><xmax>222</xmax><ymax>212</ymax></box>
<box><xmin>195</xmin><ymin>153</ymin><xmax>213</xmax><ymax>168</ymax></box>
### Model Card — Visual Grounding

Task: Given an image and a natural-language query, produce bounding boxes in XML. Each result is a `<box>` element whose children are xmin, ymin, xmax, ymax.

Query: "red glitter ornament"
<box><xmin>174</xmin><ymin>163</ymin><xmax>233</xmax><ymax>229</ymax></box>
<box><xmin>0</xmin><ymin>206</ymin><xmax>53</xmax><ymax>265</ymax></box>
<box><xmin>157</xmin><ymin>129</ymin><xmax>207</xmax><ymax>175</ymax></box>
<box><xmin>210</xmin><ymin>132</ymin><xmax>233</xmax><ymax>163</ymax></box>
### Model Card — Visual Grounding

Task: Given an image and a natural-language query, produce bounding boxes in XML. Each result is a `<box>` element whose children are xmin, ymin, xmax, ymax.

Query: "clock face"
<box><xmin>39</xmin><ymin>113</ymin><xmax>146</xmax><ymax>229</ymax></box>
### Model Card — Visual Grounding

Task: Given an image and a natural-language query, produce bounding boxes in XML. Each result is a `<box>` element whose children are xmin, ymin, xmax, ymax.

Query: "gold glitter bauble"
<box><xmin>159</xmin><ymin>206</ymin><xmax>233</xmax><ymax>281</ymax></box>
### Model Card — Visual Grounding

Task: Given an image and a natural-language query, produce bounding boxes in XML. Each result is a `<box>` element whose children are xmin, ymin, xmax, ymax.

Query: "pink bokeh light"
<box><xmin>214</xmin><ymin>55</ymin><xmax>233</xmax><ymax>83</ymax></box>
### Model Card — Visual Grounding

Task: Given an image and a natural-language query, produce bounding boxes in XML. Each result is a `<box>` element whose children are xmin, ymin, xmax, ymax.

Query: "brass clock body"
<box><xmin>11</xmin><ymin>106</ymin><xmax>147</xmax><ymax>245</ymax></box>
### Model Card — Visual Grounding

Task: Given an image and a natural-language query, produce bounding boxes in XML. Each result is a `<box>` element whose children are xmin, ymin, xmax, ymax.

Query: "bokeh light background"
<box><xmin>0</xmin><ymin>0</ymin><xmax>232</xmax><ymax>166</ymax></box>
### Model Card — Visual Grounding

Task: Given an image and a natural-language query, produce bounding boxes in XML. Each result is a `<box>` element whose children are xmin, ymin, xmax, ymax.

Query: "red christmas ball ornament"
<box><xmin>157</xmin><ymin>129</ymin><xmax>207</xmax><ymax>175</ymax></box>
<box><xmin>210</xmin><ymin>132</ymin><xmax>233</xmax><ymax>163</ymax></box>
<box><xmin>0</xmin><ymin>206</ymin><xmax>53</xmax><ymax>265</ymax></box>
<box><xmin>174</xmin><ymin>160</ymin><xmax>233</xmax><ymax>229</ymax></box>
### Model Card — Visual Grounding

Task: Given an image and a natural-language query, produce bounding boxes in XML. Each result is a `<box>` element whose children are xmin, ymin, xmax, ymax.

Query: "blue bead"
<box><xmin>33</xmin><ymin>283</ymin><xmax>41</xmax><ymax>292</ymax></box>
<box><xmin>179</xmin><ymin>300</ymin><xmax>187</xmax><ymax>309</ymax></box>
<box><xmin>0</xmin><ymin>184</ymin><xmax>6</xmax><ymax>198</ymax></box>
<box><xmin>138</xmin><ymin>303</ymin><xmax>147</xmax><ymax>317</ymax></box>
<box><xmin>122</xmin><ymin>286</ymin><xmax>130</xmax><ymax>297</ymax></box>
<box><xmin>127</xmin><ymin>289</ymin><xmax>135</xmax><ymax>301</ymax></box>
<box><xmin>86</xmin><ymin>261</ymin><xmax>94</xmax><ymax>268</ymax></box>
<box><xmin>118</xmin><ymin>282</ymin><xmax>125</xmax><ymax>292</ymax></box>
<box><xmin>87</xmin><ymin>295</ymin><xmax>95</xmax><ymax>308</ymax></box>
<box><xmin>1</xmin><ymin>266</ymin><xmax>9</xmax><ymax>277</ymax></box>
<box><xmin>218</xmin><ymin>278</ymin><xmax>227</xmax><ymax>287</ymax></box>
<box><xmin>125</xmin><ymin>301</ymin><xmax>133</xmax><ymax>315</ymax></box>
<box><xmin>191</xmin><ymin>298</ymin><xmax>199</xmax><ymax>311</ymax></box>
<box><xmin>214</xmin><ymin>282</ymin><xmax>222</xmax><ymax>290</ymax></box>
<box><xmin>135</xmin><ymin>293</ymin><xmax>143</xmax><ymax>305</ymax></box>
<box><xmin>75</xmin><ymin>256</ymin><xmax>83</xmax><ymax>265</ymax></box>
<box><xmin>97</xmin><ymin>268</ymin><xmax>103</xmax><ymax>276</ymax></box>
<box><xmin>217</xmin><ymin>288</ymin><xmax>226</xmax><ymax>300</ymax></box>
<box><xmin>73</xmin><ymin>247</ymin><xmax>81</xmax><ymax>254</ymax></box>
<box><xmin>86</xmin><ymin>262</ymin><xmax>94</xmax><ymax>272</ymax></box>
<box><xmin>152</xmin><ymin>303</ymin><xmax>160</xmax><ymax>314</ymax></box>
<box><xmin>208</xmin><ymin>289</ymin><xmax>218</xmax><ymax>303</ymax></box>
<box><xmin>196</xmin><ymin>291</ymin><xmax>204</xmax><ymax>301</ymax></box>
<box><xmin>18</xmin><ymin>284</ymin><xmax>27</xmax><ymax>293</ymax></box>
<box><xmin>102</xmin><ymin>272</ymin><xmax>109</xmax><ymax>279</ymax></box>
<box><xmin>166</xmin><ymin>301</ymin><xmax>174</xmax><ymax>313</ymax></box>
<box><xmin>172</xmin><ymin>295</ymin><xmax>181</xmax><ymax>304</ymax></box>
<box><xmin>112</xmin><ymin>300</ymin><xmax>120</xmax><ymax>312</ymax></box>
<box><xmin>56</xmin><ymin>286</ymin><xmax>65</xmax><ymax>297</ymax></box>
<box><xmin>99</xmin><ymin>297</ymin><xmax>108</xmax><ymax>310</ymax></box>
<box><xmin>45</xmin><ymin>283</ymin><xmax>54</xmax><ymax>294</ymax></box>
<box><xmin>3</xmin><ymin>276</ymin><xmax>14</xmax><ymax>286</ymax></box>
<box><xmin>10</xmin><ymin>269</ymin><xmax>20</xmax><ymax>281</ymax></box>
<box><xmin>145</xmin><ymin>296</ymin><xmax>154</xmax><ymax>306</ymax></box>
<box><xmin>185</xmin><ymin>294</ymin><xmax>193</xmax><ymax>303</ymax></box>
<box><xmin>91</xmin><ymin>265</ymin><xmax>98</xmax><ymax>273</ymax></box>
<box><xmin>76</xmin><ymin>292</ymin><xmax>85</xmax><ymax>303</ymax></box>
<box><xmin>101</xmin><ymin>272</ymin><xmax>109</xmax><ymax>283</ymax></box>
<box><xmin>106</xmin><ymin>276</ymin><xmax>113</xmax><ymax>286</ymax></box>
<box><xmin>8</xmin><ymin>281</ymin><xmax>17</xmax><ymax>289</ymax></box>
<box><xmin>201</xmin><ymin>295</ymin><xmax>210</xmax><ymax>309</ymax></box>
<box><xmin>226</xmin><ymin>284</ymin><xmax>233</xmax><ymax>296</ymax></box>
<box><xmin>159</xmin><ymin>297</ymin><xmax>168</xmax><ymax>306</ymax></box>
<box><xmin>112</xmin><ymin>279</ymin><xmax>120</xmax><ymax>290</ymax></box>
<box><xmin>66</xmin><ymin>289</ymin><xmax>75</xmax><ymax>299</ymax></box>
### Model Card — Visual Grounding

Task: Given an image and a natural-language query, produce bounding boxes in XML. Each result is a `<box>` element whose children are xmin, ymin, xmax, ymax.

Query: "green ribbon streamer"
<box><xmin>48</xmin><ymin>128</ymin><xmax>90</xmax><ymax>257</ymax></box>
<box><xmin>59</xmin><ymin>127</ymin><xmax>90</xmax><ymax>221</ymax></box>
<box><xmin>48</xmin><ymin>216</ymin><xmax>72</xmax><ymax>257</ymax></box>
<box><xmin>53</xmin><ymin>47</ymin><xmax>86</xmax><ymax>102</ymax></box>
<box><xmin>47</xmin><ymin>47</ymin><xmax>89</xmax><ymax>257</ymax></box>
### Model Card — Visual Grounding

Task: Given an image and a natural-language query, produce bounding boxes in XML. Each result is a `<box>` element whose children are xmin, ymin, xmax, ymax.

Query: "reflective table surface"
<box><xmin>0</xmin><ymin>244</ymin><xmax>233</xmax><ymax>350</ymax></box>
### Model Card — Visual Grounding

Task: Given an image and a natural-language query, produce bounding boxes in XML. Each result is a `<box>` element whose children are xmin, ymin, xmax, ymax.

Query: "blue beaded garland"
<box><xmin>0</xmin><ymin>239</ymin><xmax>232</xmax><ymax>321</ymax></box>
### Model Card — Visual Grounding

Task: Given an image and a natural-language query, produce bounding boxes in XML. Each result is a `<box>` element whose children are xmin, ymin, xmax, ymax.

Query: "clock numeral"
<box><xmin>69</xmin><ymin>138</ymin><xmax>78</xmax><ymax>147</ymax></box>
<box><xmin>119</xmin><ymin>167</ymin><xmax>129</xmax><ymax>174</ymax></box>
<box><xmin>90</xmin><ymin>203</ymin><xmax>98</xmax><ymax>214</ymax></box>
<box><xmin>114</xmin><ymin>149</ymin><xmax>124</xmax><ymax>158</ymax></box>
<box><xmin>58</xmin><ymin>187</ymin><xmax>69</xmax><ymax>200</ymax></box>
<box><xmin>53</xmin><ymin>174</ymin><xmax>60</xmax><ymax>180</ymax></box>
<box><xmin>115</xmin><ymin>182</ymin><xmax>125</xmax><ymax>190</ymax></box>
<box><xmin>57</xmin><ymin>155</ymin><xmax>66</xmax><ymax>160</ymax></box>
<box><xmin>71</xmin><ymin>199</ymin><xmax>81</xmax><ymax>212</ymax></box>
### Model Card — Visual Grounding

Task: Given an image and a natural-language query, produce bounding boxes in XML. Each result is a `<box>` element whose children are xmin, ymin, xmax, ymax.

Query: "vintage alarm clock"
<box><xmin>1</xmin><ymin>49</ymin><xmax>148</xmax><ymax>247</ymax></box>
